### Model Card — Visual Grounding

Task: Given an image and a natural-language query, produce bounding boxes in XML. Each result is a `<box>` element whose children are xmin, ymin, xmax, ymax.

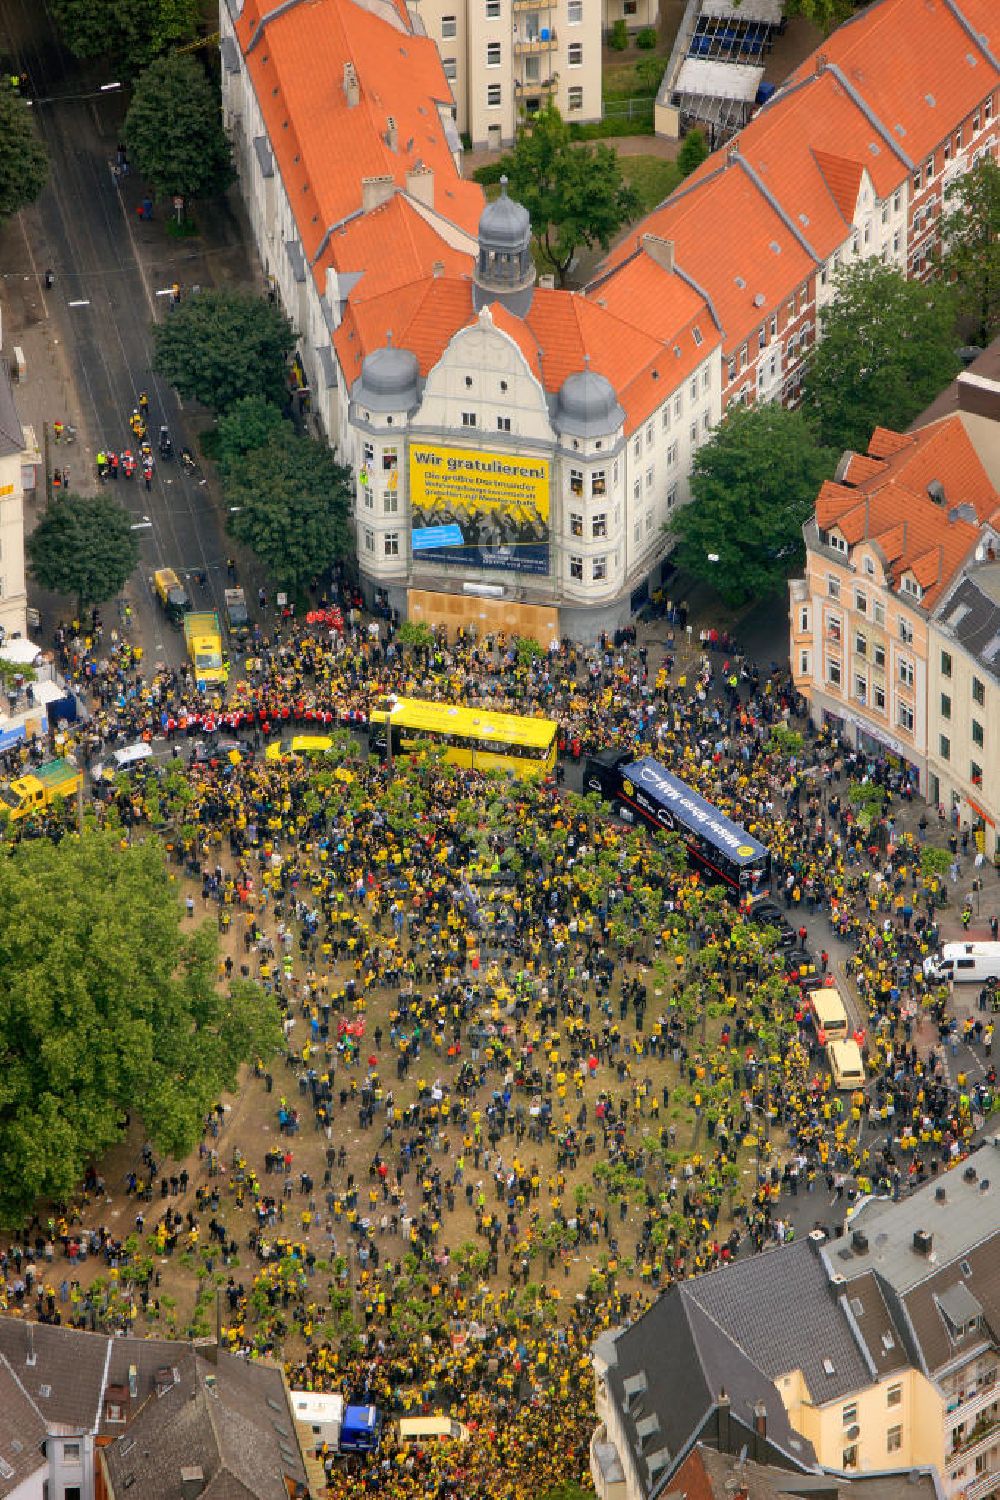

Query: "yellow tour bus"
<box><xmin>368</xmin><ymin>697</ymin><xmax>557</xmax><ymax>779</ymax></box>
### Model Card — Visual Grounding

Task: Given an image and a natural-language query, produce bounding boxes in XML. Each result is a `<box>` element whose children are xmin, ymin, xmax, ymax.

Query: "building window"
<box><xmin>971</xmin><ymin>760</ymin><xmax>983</xmax><ymax>784</ymax></box>
<box><xmin>667</xmin><ymin>441</ymin><xmax>678</xmax><ymax>467</ymax></box>
<box><xmin>570</xmin><ymin>467</ymin><xmax>583</xmax><ymax>496</ymax></box>
<box><xmin>940</xmin><ymin>734</ymin><xmax>951</xmax><ymax>761</ymax></box>
<box><xmin>568</xmin><ymin>0</ymin><xmax>582</xmax><ymax>19</ymax></box>
<box><xmin>592</xmin><ymin>513</ymin><xmax>607</xmax><ymax>538</ymax></box>
<box><xmin>799</xmin><ymin>606</ymin><xmax>809</xmax><ymax>632</ymax></box>
<box><xmin>441</xmin><ymin>14</ymin><xmax>457</xmax><ymax>36</ymax></box>
<box><xmin>873</xmin><ymin>600</ymin><xmax>885</xmax><ymax>625</ymax></box>
<box><xmin>899</xmin><ymin>658</ymin><xmax>914</xmax><ymax>688</ymax></box>
<box><xmin>855</xmin><ymin>632</ymin><xmax>867</xmax><ymax>658</ymax></box>
<box><xmin>383</xmin><ymin>491</ymin><xmax>398</xmax><ymax>514</ymax></box>
<box><xmin>828</xmin><ymin>614</ymin><xmax>842</xmax><ymax>643</ymax></box>
<box><xmin>443</xmin><ymin>56</ymin><xmax>457</xmax><ymax>80</ymax></box>
<box><xmin>873</xmin><ymin>643</ymin><xmax>885</xmax><ymax>668</ymax></box>
<box><xmin>828</xmin><ymin>658</ymin><xmax>842</xmax><ymax>687</ymax></box>
<box><xmin>363</xmin><ymin>440</ymin><xmax>375</xmax><ymax>465</ymax></box>
<box><xmin>662</xmin><ymin>406</ymin><xmax>672</xmax><ymax>432</ymax></box>
<box><xmin>940</xmin><ymin>649</ymin><xmax>952</xmax><ymax>678</ymax></box>
<box><xmin>592</xmin><ymin>555</ymin><xmax>607</xmax><ymax>580</ymax></box>
<box><xmin>973</xmin><ymin>719</ymin><xmax>984</xmax><ymax>748</ymax></box>
<box><xmin>570</xmin><ymin>512</ymin><xmax>583</xmax><ymax>537</ymax></box>
<box><xmin>645</xmin><ymin>467</ymin><xmax>654</xmax><ymax>491</ymax></box>
<box><xmin>827</xmin><ymin>531</ymin><xmax>847</xmax><ymax>554</ymax></box>
<box><xmin>646</xmin><ymin>510</ymin><xmax>654</xmax><ymax>534</ymax></box>
<box><xmin>827</xmin><ymin>574</ymin><xmax>840</xmax><ymax>601</ymax></box>
<box><xmin>925</xmin><ymin>155</ymin><xmax>934</xmax><ymax>182</ymax></box>
<box><xmin>486</xmin><ymin>41</ymin><xmax>501</xmax><ymax>65</ymax></box>
<box><xmin>63</xmin><ymin>1444</ymin><xmax>81</xmax><ymax>1463</ymax></box>
<box><xmin>874</xmin><ymin>684</ymin><xmax>886</xmax><ymax>711</ymax></box>
<box><xmin>487</xmin><ymin>83</ymin><xmax>502</xmax><ymax>107</ymax></box>
<box><xmin>913</xmin><ymin>168</ymin><xmax>922</xmax><ymax>192</ymax></box>
<box><xmin>568</xmin><ymin>85</ymin><xmax>583</xmax><ymax>110</ymax></box>
<box><xmin>842</xmin><ymin>1404</ymin><xmax>858</xmax><ymax>1429</ymax></box>
<box><xmin>486</xmin><ymin>0</ymin><xmax>500</xmax><ymax>13</ymax></box>
<box><xmin>364</xmin><ymin>527</ymin><xmax>374</xmax><ymax>553</ymax></box>
<box><xmin>854</xmin><ymin>589</ymin><xmax>867</xmax><ymax>614</ymax></box>
<box><xmin>973</xmin><ymin>676</ymin><xmax>985</xmax><ymax>705</ymax></box>
<box><xmin>384</xmin><ymin>532</ymin><xmax>399</xmax><ymax>557</ymax></box>
<box><xmin>855</xmin><ymin>674</ymin><xmax>868</xmax><ymax>705</ymax></box>
<box><xmin>898</xmin><ymin>701</ymin><xmax>914</xmax><ymax>732</ymax></box>
<box><xmin>728</xmin><ymin>358</ymin><xmax>736</xmax><ymax>382</ymax></box>
<box><xmin>666</xmin><ymin>483</ymin><xmax>678</xmax><ymax>509</ymax></box>
<box><xmin>941</xmin><ymin>692</ymin><xmax>951</xmax><ymax>719</ymax></box>
<box><xmin>106</xmin><ymin>1400</ymin><xmax>126</xmax><ymax>1423</ymax></box>
<box><xmin>496</xmin><ymin>415</ymin><xmax>510</xmax><ymax>431</ymax></box>
<box><xmin>592</xmin><ymin>470</ymin><xmax>606</xmax><ymax>496</ymax></box>
<box><xmin>842</xmin><ymin>1446</ymin><xmax>858</xmax><ymax>1471</ymax></box>
<box><xmin>674</xmin><ymin>392</ymin><xmax>683</xmax><ymax>417</ymax></box>
<box><xmin>887</xmin><ymin>1426</ymin><xmax>902</xmax><ymax>1454</ymax></box>
<box><xmin>568</xmin><ymin>42</ymin><xmax>583</xmax><ymax>65</ymax></box>
<box><xmin>800</xmin><ymin>650</ymin><xmax>810</xmax><ymax>675</ymax></box>
<box><xmin>569</xmin><ymin>555</ymin><xmax>583</xmax><ymax>580</ymax></box>
<box><xmin>887</xmin><ymin>1385</ymin><xmax>902</xmax><ymax>1409</ymax></box>
<box><xmin>901</xmin><ymin>574</ymin><xmax>922</xmax><ymax>600</ymax></box>
<box><xmin>899</xmin><ymin>617</ymin><xmax>913</xmax><ymax>645</ymax></box>
<box><xmin>462</xmin><ymin>411</ymin><xmax>477</xmax><ymax>426</ymax></box>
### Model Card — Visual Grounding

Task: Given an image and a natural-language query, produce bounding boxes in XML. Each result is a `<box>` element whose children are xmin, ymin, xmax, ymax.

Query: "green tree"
<box><xmin>783</xmin><ymin>0</ymin><xmax>856</xmax><ymax>31</ymax></box>
<box><xmin>51</xmin><ymin>0</ymin><xmax>199</xmax><ymax>75</ymax></box>
<box><xmin>153</xmin><ymin>290</ymin><xmax>296</xmax><ymax>413</ymax></box>
<box><xmin>676</xmin><ymin>127</ymin><xmax>709</xmax><ymax>179</ymax></box>
<box><xmin>27</xmin><ymin>494</ymin><xmax>139</xmax><ymax>615</ymax></box>
<box><xmin>939</xmin><ymin>158</ymin><xmax>1000</xmax><ymax>348</ymax></box>
<box><xmin>506</xmin><ymin>107</ymin><xmax>640</xmax><ymax>285</ymax></box>
<box><xmin>216</xmin><ymin>396</ymin><xmax>292</xmax><ymax>478</ymax></box>
<box><xmin>397</xmin><ymin>619</ymin><xmax>435</xmax><ymax>652</ymax></box>
<box><xmin>667</xmin><ymin>405</ymin><xmax>837</xmax><ymax>605</ymax></box>
<box><xmin>125</xmin><ymin>54</ymin><xmax>231</xmax><ymax>209</ymax></box>
<box><xmin>0</xmin><ymin>81</ymin><xmax>48</xmax><ymax>224</ymax></box>
<box><xmin>805</xmin><ymin>260</ymin><xmax>959</xmax><ymax>452</ymax></box>
<box><xmin>0</xmin><ymin>831</ymin><xmax>281</xmax><ymax>1224</ymax></box>
<box><xmin>226</xmin><ymin>430</ymin><xmax>351</xmax><ymax>597</ymax></box>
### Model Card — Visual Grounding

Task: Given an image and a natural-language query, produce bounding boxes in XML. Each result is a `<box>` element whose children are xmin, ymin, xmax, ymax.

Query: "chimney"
<box><xmin>361</xmin><ymin>175</ymin><xmax>395</xmax><ymax>212</ymax></box>
<box><xmin>717</xmin><ymin>1389</ymin><xmax>732</xmax><ymax>1452</ymax></box>
<box><xmin>815</xmin><ymin>51</ymin><xmax>827</xmax><ymax>77</ymax></box>
<box><xmin>808</xmin><ymin>1228</ymin><xmax>827</xmax><ymax>1256</ymax></box>
<box><xmin>180</xmin><ymin>1467</ymin><xmax>206</xmax><ymax>1500</ymax></box>
<box><xmin>432</xmin><ymin>260</ymin><xmax>445</xmax><ymax>277</ymax></box>
<box><xmin>927</xmin><ymin>479</ymin><xmax>946</xmax><ymax>506</ymax></box>
<box><xmin>386</xmin><ymin>115</ymin><xmax>398</xmax><ymax>152</ymax></box>
<box><xmin>641</xmin><ymin>234</ymin><xmax>675</xmax><ymax>274</ymax></box>
<box><xmin>343</xmin><ymin>61</ymin><xmax>360</xmax><ymax>107</ymax></box>
<box><xmin>727</xmin><ymin>140</ymin><xmax>740</xmax><ymax>165</ymax></box>
<box><xmin>405</xmin><ymin>163</ymin><xmax>435</xmax><ymax>210</ymax></box>
<box><xmin>957</xmin><ymin>370</ymin><xmax>1000</xmax><ymax>421</ymax></box>
<box><xmin>912</xmin><ymin>1229</ymin><xmax>933</xmax><ymax>1256</ymax></box>
<box><xmin>752</xmin><ymin>1402</ymin><xmax>768</xmax><ymax>1463</ymax></box>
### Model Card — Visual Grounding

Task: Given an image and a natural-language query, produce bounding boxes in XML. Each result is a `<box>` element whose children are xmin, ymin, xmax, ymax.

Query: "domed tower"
<box><xmin>472</xmin><ymin>176</ymin><xmax>536</xmax><ymax>316</ymax></box>
<box><xmin>555</xmin><ymin>365</ymin><xmax>625</xmax><ymax>440</ymax></box>
<box><xmin>353</xmin><ymin>334</ymin><xmax>420</xmax><ymax>416</ymax></box>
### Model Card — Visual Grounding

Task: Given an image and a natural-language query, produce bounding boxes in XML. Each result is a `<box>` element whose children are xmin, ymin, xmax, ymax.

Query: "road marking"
<box><xmin>68</xmin><ymin>299</ymin><xmax>90</xmax><ymax>307</ymax></box>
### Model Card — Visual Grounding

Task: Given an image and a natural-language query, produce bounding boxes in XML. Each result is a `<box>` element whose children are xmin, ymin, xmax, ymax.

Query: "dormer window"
<box><xmin>825</xmin><ymin>530</ymin><xmax>847</xmax><ymax>555</ymax></box>
<box><xmin>863</xmin><ymin>556</ymin><xmax>875</xmax><ymax>577</ymax></box>
<box><xmin>901</xmin><ymin>574</ymin><xmax>922</xmax><ymax>600</ymax></box>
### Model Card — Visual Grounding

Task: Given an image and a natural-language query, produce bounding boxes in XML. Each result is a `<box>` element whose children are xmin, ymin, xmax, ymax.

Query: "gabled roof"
<box><xmin>234</xmin><ymin>0</ymin><xmax>483</xmax><ymax>270</ymax></box>
<box><xmin>102</xmin><ymin>1351</ymin><xmax>306</xmax><ymax>1500</ymax></box>
<box><xmin>815</xmin><ymin>415</ymin><xmax>1000</xmax><ymax>608</ymax></box>
<box><xmin>787</xmin><ymin>0</ymin><xmax>1000</xmax><ymax>164</ymax></box>
<box><xmin>320</xmin><ymin>193</ymin><xmax>474</xmax><ymax>304</ymax></box>
<box><xmin>0</xmin><ymin>1359</ymin><xmax>47</xmax><ymax>1498</ymax></box>
<box><xmin>0</xmin><ymin>1319</ymin><xmax>110</xmax><ymax>1433</ymax></box>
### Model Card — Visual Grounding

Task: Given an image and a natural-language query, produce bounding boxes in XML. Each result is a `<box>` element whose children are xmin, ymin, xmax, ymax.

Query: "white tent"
<box><xmin>0</xmin><ymin>638</ymin><xmax>42</xmax><ymax>667</ymax></box>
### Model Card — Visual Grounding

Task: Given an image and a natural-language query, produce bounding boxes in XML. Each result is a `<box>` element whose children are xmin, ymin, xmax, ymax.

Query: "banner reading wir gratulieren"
<box><xmin>408</xmin><ymin>443</ymin><xmax>550</xmax><ymax>575</ymax></box>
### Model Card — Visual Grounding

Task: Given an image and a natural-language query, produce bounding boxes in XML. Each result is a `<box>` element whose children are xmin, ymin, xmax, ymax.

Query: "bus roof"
<box><xmin>620</xmin><ymin>757</ymin><xmax>767</xmax><ymax>865</ymax></box>
<box><xmin>389</xmin><ymin>697</ymin><xmax>557</xmax><ymax>750</ymax></box>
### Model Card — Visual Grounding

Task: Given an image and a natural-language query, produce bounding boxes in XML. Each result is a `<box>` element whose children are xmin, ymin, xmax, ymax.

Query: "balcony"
<box><xmin>948</xmin><ymin>1413</ymin><xmax>1000</xmax><ymax>1465</ymax></box>
<box><xmin>961</xmin><ymin>1472</ymin><xmax>1000</xmax><ymax>1500</ymax></box>
<box><xmin>513</xmin><ymin>29</ymin><xmax>557</xmax><ymax>54</ymax></box>
<box><xmin>514</xmin><ymin>74</ymin><xmax>559</xmax><ymax>95</ymax></box>
<box><xmin>513</xmin><ymin>0</ymin><xmax>554</xmax><ymax>10</ymax></box>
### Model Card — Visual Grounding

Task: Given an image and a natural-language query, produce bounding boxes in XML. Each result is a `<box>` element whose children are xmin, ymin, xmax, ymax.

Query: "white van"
<box><xmin>397</xmin><ymin>1416</ymin><xmax>470</xmax><ymax>1445</ymax></box>
<box><xmin>92</xmin><ymin>741</ymin><xmax>154</xmax><ymax>782</ymax></box>
<box><xmin>809</xmin><ymin>985</ymin><xmax>850</xmax><ymax>1044</ymax></box>
<box><xmin>923</xmin><ymin>942</ymin><xmax>1000</xmax><ymax>985</ymax></box>
<box><xmin>827</xmin><ymin>1038</ymin><xmax>866</xmax><ymax>1091</ymax></box>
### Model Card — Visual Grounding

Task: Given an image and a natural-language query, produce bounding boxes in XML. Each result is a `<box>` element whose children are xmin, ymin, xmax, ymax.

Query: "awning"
<box><xmin>675</xmin><ymin>58</ymin><xmax>763</xmax><ymax>103</ymax></box>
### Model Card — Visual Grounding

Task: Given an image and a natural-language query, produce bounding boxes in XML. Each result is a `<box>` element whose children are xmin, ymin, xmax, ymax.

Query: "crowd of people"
<box><xmin>0</xmin><ymin>595</ymin><xmax>995</xmax><ymax>1499</ymax></box>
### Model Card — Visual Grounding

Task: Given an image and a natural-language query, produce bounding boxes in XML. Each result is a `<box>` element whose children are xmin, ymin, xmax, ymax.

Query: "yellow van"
<box><xmin>810</xmin><ymin>985</ymin><xmax>850</xmax><ymax>1044</ymax></box>
<box><xmin>827</xmin><ymin>1038</ymin><xmax>866</xmax><ymax>1090</ymax></box>
<box><xmin>266</xmin><ymin>735</ymin><xmax>335</xmax><ymax>762</ymax></box>
<box><xmin>397</xmin><ymin>1417</ymin><xmax>470</xmax><ymax>1445</ymax></box>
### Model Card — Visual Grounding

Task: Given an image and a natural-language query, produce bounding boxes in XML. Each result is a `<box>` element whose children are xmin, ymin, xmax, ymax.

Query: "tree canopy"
<box><xmin>804</xmin><ymin>259</ymin><xmax>959</xmax><ymax>453</ymax></box>
<box><xmin>125</xmin><ymin>53</ymin><xmax>232</xmax><ymax>205</ymax></box>
<box><xmin>939</xmin><ymin>157</ymin><xmax>1000</xmax><ymax>349</ymax></box>
<box><xmin>152</xmin><ymin>290</ymin><xmax>296</xmax><ymax>413</ymax></box>
<box><xmin>225</xmin><ymin>430</ymin><xmax>352</xmax><ymax>598</ymax></box>
<box><xmin>0</xmin><ymin>81</ymin><xmax>48</xmax><ymax>225</ymax></box>
<box><xmin>27</xmin><ymin>494</ymin><xmax>139</xmax><ymax>614</ymax></box>
<box><xmin>216</xmin><ymin>396</ymin><xmax>293</xmax><ymax>479</ymax></box>
<box><xmin>0</xmin><ymin>830</ymin><xmax>281</xmax><ymax>1224</ymax></box>
<box><xmin>506</xmin><ymin>106</ymin><xmax>639</xmax><ymax>285</ymax></box>
<box><xmin>667</xmin><ymin>405</ymin><xmax>838</xmax><ymax>606</ymax></box>
<box><xmin>783</xmin><ymin>0</ymin><xmax>856</xmax><ymax>31</ymax></box>
<box><xmin>677</xmin><ymin>127</ymin><xmax>709</xmax><ymax>179</ymax></box>
<box><xmin>51</xmin><ymin>0</ymin><xmax>199</xmax><ymax>75</ymax></box>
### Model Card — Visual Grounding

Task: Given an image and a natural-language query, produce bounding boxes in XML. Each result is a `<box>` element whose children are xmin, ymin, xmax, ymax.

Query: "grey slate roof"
<box><xmin>0</xmin><ymin>1319</ymin><xmax>109</xmax><ymax>1432</ymax></box>
<box><xmin>933</xmin><ymin>567</ymin><xmax>1000</xmax><ymax>686</ymax></box>
<box><xmin>0</xmin><ymin>361</ymin><xmax>25</xmax><ymax>459</ymax></box>
<box><xmin>683</xmin><ymin>1237</ymin><xmax>873</xmax><ymax>1403</ymax></box>
<box><xmin>102</xmin><ymin>1351</ymin><xmax>306</xmax><ymax>1500</ymax></box>
<box><xmin>0</xmin><ymin>1358</ymin><xmax>47</xmax><ymax>1497</ymax></box>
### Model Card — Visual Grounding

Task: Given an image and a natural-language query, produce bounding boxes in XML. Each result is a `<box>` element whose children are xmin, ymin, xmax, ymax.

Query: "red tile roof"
<box><xmin>318</xmin><ymin>195</ymin><xmax>473</xmax><ymax>302</ymax></box>
<box><xmin>788</xmin><ymin>0</ymin><xmax>999</xmax><ymax>163</ymax></box>
<box><xmin>813</xmin><ymin>414</ymin><xmax>1000</xmax><ymax>608</ymax></box>
<box><xmin>235</xmin><ymin>0</ymin><xmax>483</xmax><ymax>273</ymax></box>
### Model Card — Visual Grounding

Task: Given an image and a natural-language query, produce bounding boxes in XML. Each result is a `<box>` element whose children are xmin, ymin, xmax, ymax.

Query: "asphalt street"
<box><xmin>2</xmin><ymin>0</ymin><xmax>240</xmax><ymax>671</ymax></box>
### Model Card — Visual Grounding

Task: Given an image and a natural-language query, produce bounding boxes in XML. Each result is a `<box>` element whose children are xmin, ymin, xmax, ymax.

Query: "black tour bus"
<box><xmin>583</xmin><ymin>751</ymin><xmax>770</xmax><ymax>898</ymax></box>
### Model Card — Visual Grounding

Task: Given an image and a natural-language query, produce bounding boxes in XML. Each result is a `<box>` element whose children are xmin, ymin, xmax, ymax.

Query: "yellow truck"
<box><xmin>153</xmin><ymin>567</ymin><xmax>191</xmax><ymax>625</ymax></box>
<box><xmin>0</xmin><ymin>758</ymin><xmax>82</xmax><ymax>821</ymax></box>
<box><xmin>183</xmin><ymin>612</ymin><xmax>229</xmax><ymax>691</ymax></box>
